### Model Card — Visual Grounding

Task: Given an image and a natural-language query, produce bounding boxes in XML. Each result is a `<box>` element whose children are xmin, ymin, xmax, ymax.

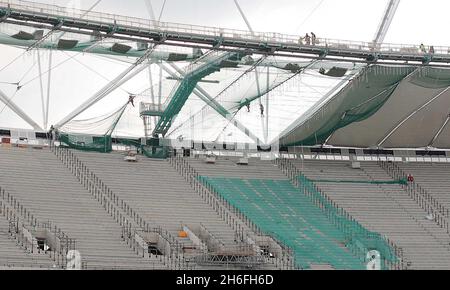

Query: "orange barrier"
<box><xmin>1</xmin><ymin>137</ymin><xmax>11</xmax><ymax>144</ymax></box>
<box><xmin>178</xmin><ymin>231</ymin><xmax>188</xmax><ymax>238</ymax></box>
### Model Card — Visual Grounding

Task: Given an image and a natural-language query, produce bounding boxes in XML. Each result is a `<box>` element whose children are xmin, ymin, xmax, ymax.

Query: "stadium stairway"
<box><xmin>0</xmin><ymin>213</ymin><xmax>56</xmax><ymax>269</ymax></box>
<box><xmin>186</xmin><ymin>156</ymin><xmax>349</xmax><ymax>269</ymax></box>
<box><xmin>0</xmin><ymin>185</ymin><xmax>73</xmax><ymax>269</ymax></box>
<box><xmin>377</xmin><ymin>160</ymin><xmax>449</xmax><ymax>232</ymax></box>
<box><xmin>199</xmin><ymin>176</ymin><xmax>370</xmax><ymax>270</ymax></box>
<box><xmin>171</xmin><ymin>156</ymin><xmax>293</xmax><ymax>270</ymax></box>
<box><xmin>71</xmin><ymin>150</ymin><xmax>274</xmax><ymax>269</ymax></box>
<box><xmin>187</xmin><ymin>156</ymin><xmax>287</xmax><ymax>180</ymax></box>
<box><xmin>284</xmin><ymin>159</ymin><xmax>450</xmax><ymax>270</ymax></box>
<box><xmin>394</xmin><ymin>161</ymin><xmax>450</xmax><ymax>210</ymax></box>
<box><xmin>0</xmin><ymin>146</ymin><xmax>167</xmax><ymax>269</ymax></box>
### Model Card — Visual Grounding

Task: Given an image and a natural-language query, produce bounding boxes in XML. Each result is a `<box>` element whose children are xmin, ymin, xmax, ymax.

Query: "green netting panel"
<box><xmin>114</xmin><ymin>138</ymin><xmax>169</xmax><ymax>159</ymax></box>
<box><xmin>309</xmin><ymin>178</ymin><xmax>408</xmax><ymax>185</ymax></box>
<box><xmin>141</xmin><ymin>146</ymin><xmax>169</xmax><ymax>159</ymax></box>
<box><xmin>155</xmin><ymin>52</ymin><xmax>244</xmax><ymax>136</ymax></box>
<box><xmin>409</xmin><ymin>67</ymin><xmax>450</xmax><ymax>89</ymax></box>
<box><xmin>296</xmin><ymin>174</ymin><xmax>397</xmax><ymax>265</ymax></box>
<box><xmin>59</xmin><ymin>103</ymin><xmax>128</xmax><ymax>153</ymax></box>
<box><xmin>198</xmin><ymin>176</ymin><xmax>396</xmax><ymax>269</ymax></box>
<box><xmin>59</xmin><ymin>133</ymin><xmax>112</xmax><ymax>153</ymax></box>
<box><xmin>115</xmin><ymin>138</ymin><xmax>142</xmax><ymax>148</ymax></box>
<box><xmin>287</xmin><ymin>65</ymin><xmax>416</xmax><ymax>146</ymax></box>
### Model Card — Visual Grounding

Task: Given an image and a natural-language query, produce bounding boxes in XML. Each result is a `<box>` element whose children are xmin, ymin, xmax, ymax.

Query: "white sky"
<box><xmin>1</xmin><ymin>0</ymin><xmax>450</xmax><ymax>137</ymax></box>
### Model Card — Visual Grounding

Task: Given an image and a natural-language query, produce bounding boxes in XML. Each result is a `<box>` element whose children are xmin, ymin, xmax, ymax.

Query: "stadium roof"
<box><xmin>1</xmin><ymin>0</ymin><xmax>450</xmax><ymax>149</ymax></box>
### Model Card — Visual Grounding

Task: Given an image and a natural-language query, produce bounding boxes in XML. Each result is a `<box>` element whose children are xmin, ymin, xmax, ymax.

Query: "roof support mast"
<box><xmin>0</xmin><ymin>88</ymin><xmax>43</xmax><ymax>131</ymax></box>
<box><xmin>143</xmin><ymin>0</ymin><xmax>262</xmax><ymax>144</ymax></box>
<box><xmin>233</xmin><ymin>0</ymin><xmax>267</xmax><ymax>144</ymax></box>
<box><xmin>144</xmin><ymin>0</ymin><xmax>166</xmax><ymax>135</ymax></box>
<box><xmin>372</xmin><ymin>0</ymin><xmax>401</xmax><ymax>47</ymax></box>
<box><xmin>55</xmin><ymin>51</ymin><xmax>154</xmax><ymax>128</ymax></box>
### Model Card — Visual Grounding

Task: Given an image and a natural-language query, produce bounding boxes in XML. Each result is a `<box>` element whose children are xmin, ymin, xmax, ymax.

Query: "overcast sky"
<box><xmin>38</xmin><ymin>0</ymin><xmax>450</xmax><ymax>45</ymax></box>
<box><xmin>1</xmin><ymin>0</ymin><xmax>450</xmax><ymax>135</ymax></box>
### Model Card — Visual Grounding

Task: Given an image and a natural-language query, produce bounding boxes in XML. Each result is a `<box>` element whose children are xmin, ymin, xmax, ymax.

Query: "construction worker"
<box><xmin>304</xmin><ymin>33</ymin><xmax>311</xmax><ymax>45</ymax></box>
<box><xmin>128</xmin><ymin>94</ymin><xmax>136</xmax><ymax>107</ymax></box>
<box><xmin>311</xmin><ymin>32</ymin><xmax>316</xmax><ymax>45</ymax></box>
<box><xmin>429</xmin><ymin>46</ymin><xmax>435</xmax><ymax>54</ymax></box>
<box><xmin>48</xmin><ymin>125</ymin><xmax>54</xmax><ymax>141</ymax></box>
<box><xmin>260</xmin><ymin>103</ymin><xmax>264</xmax><ymax>116</ymax></box>
<box><xmin>243</xmin><ymin>98</ymin><xmax>250</xmax><ymax>112</ymax></box>
<box><xmin>419</xmin><ymin>43</ymin><xmax>426</xmax><ymax>53</ymax></box>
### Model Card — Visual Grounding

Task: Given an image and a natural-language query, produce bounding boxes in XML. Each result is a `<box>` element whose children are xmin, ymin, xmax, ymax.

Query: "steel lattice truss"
<box><xmin>3</xmin><ymin>0</ymin><xmax>450</xmax><ymax>148</ymax></box>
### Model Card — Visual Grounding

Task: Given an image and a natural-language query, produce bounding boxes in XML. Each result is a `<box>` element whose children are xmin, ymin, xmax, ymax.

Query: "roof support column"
<box><xmin>44</xmin><ymin>48</ymin><xmax>53</xmax><ymax>130</ymax></box>
<box><xmin>37</xmin><ymin>49</ymin><xmax>46</xmax><ymax>130</ymax></box>
<box><xmin>0</xmin><ymin>88</ymin><xmax>43</xmax><ymax>131</ymax></box>
<box><xmin>372</xmin><ymin>0</ymin><xmax>401</xmax><ymax>47</ymax></box>
<box><xmin>163</xmin><ymin>62</ymin><xmax>263</xmax><ymax>145</ymax></box>
<box><xmin>56</xmin><ymin>49</ymin><xmax>155</xmax><ymax>128</ymax></box>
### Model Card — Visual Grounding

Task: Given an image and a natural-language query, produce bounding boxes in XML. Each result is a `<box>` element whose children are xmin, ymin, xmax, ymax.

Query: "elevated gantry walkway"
<box><xmin>1</xmin><ymin>0</ymin><xmax>450</xmax><ymax>66</ymax></box>
<box><xmin>141</xmin><ymin>51</ymin><xmax>245</xmax><ymax>137</ymax></box>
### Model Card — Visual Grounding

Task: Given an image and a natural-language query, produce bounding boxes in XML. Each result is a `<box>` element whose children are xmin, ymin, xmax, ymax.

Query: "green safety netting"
<box><xmin>153</xmin><ymin>51</ymin><xmax>246</xmax><ymax>136</ymax></box>
<box><xmin>284</xmin><ymin>65</ymin><xmax>416</xmax><ymax>146</ymax></box>
<box><xmin>115</xmin><ymin>138</ymin><xmax>142</xmax><ymax>148</ymax></box>
<box><xmin>58</xmin><ymin>133</ymin><xmax>112</xmax><ymax>153</ymax></box>
<box><xmin>198</xmin><ymin>176</ymin><xmax>397</xmax><ymax>269</ymax></box>
<box><xmin>114</xmin><ymin>138</ymin><xmax>169</xmax><ymax>159</ymax></box>
<box><xmin>296</xmin><ymin>174</ymin><xmax>397</xmax><ymax>265</ymax></box>
<box><xmin>141</xmin><ymin>146</ymin><xmax>169</xmax><ymax>159</ymax></box>
<box><xmin>309</xmin><ymin>178</ymin><xmax>408</xmax><ymax>185</ymax></box>
<box><xmin>409</xmin><ymin>67</ymin><xmax>450</xmax><ymax>89</ymax></box>
<box><xmin>59</xmin><ymin>103</ymin><xmax>127</xmax><ymax>153</ymax></box>
<box><xmin>166</xmin><ymin>58</ymin><xmax>353</xmax><ymax>144</ymax></box>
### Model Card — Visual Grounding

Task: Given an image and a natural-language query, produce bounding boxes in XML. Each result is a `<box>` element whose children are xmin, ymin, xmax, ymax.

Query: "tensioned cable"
<box><xmin>0</xmin><ymin>0</ymin><xmax>101</xmax><ymax>74</ymax></box>
<box><xmin>21</xmin><ymin>50</ymin><xmax>93</xmax><ymax>87</ymax></box>
<box><xmin>158</xmin><ymin>0</ymin><xmax>167</xmax><ymax>21</ymax></box>
<box><xmin>295</xmin><ymin>0</ymin><xmax>325</xmax><ymax>33</ymax></box>
<box><xmin>18</xmin><ymin>0</ymin><xmax>109</xmax><ymax>89</ymax></box>
<box><xmin>0</xmin><ymin>81</ymin><xmax>19</xmax><ymax>85</ymax></box>
<box><xmin>0</xmin><ymin>50</ymin><xmax>32</xmax><ymax>74</ymax></box>
<box><xmin>62</xmin><ymin>51</ymin><xmax>132</xmax><ymax>95</ymax></box>
<box><xmin>0</xmin><ymin>89</ymin><xmax>19</xmax><ymax>115</ymax></box>
<box><xmin>0</xmin><ymin>58</ymin><xmax>38</xmax><ymax>114</ymax></box>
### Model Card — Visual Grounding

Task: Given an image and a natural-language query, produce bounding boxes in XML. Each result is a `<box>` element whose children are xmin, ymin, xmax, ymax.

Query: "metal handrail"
<box><xmin>275</xmin><ymin>157</ymin><xmax>406</xmax><ymax>270</ymax></box>
<box><xmin>378</xmin><ymin>160</ymin><xmax>449</xmax><ymax>233</ymax></box>
<box><xmin>50</xmin><ymin>144</ymin><xmax>189</xmax><ymax>269</ymax></box>
<box><xmin>170</xmin><ymin>155</ymin><xmax>297</xmax><ymax>269</ymax></box>
<box><xmin>0</xmin><ymin>186</ymin><xmax>73</xmax><ymax>268</ymax></box>
<box><xmin>1</xmin><ymin>0</ymin><xmax>449</xmax><ymax>57</ymax></box>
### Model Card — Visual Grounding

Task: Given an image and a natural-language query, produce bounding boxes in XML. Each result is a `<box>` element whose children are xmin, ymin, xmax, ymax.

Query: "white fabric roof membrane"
<box><xmin>0</xmin><ymin>42</ymin><xmax>366</xmax><ymax>145</ymax></box>
<box><xmin>288</xmin><ymin>66</ymin><xmax>450</xmax><ymax>149</ymax></box>
<box><xmin>278</xmin><ymin>65</ymin><xmax>414</xmax><ymax>146</ymax></box>
<box><xmin>167</xmin><ymin>58</ymin><xmax>363</xmax><ymax>145</ymax></box>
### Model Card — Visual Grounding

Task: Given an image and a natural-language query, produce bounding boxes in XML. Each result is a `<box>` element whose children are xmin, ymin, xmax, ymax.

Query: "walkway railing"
<box><xmin>50</xmin><ymin>144</ymin><xmax>190</xmax><ymax>269</ymax></box>
<box><xmin>378</xmin><ymin>160</ymin><xmax>449</xmax><ymax>234</ymax></box>
<box><xmin>169</xmin><ymin>155</ymin><xmax>296</xmax><ymax>270</ymax></box>
<box><xmin>1</xmin><ymin>0</ymin><xmax>450</xmax><ymax>62</ymax></box>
